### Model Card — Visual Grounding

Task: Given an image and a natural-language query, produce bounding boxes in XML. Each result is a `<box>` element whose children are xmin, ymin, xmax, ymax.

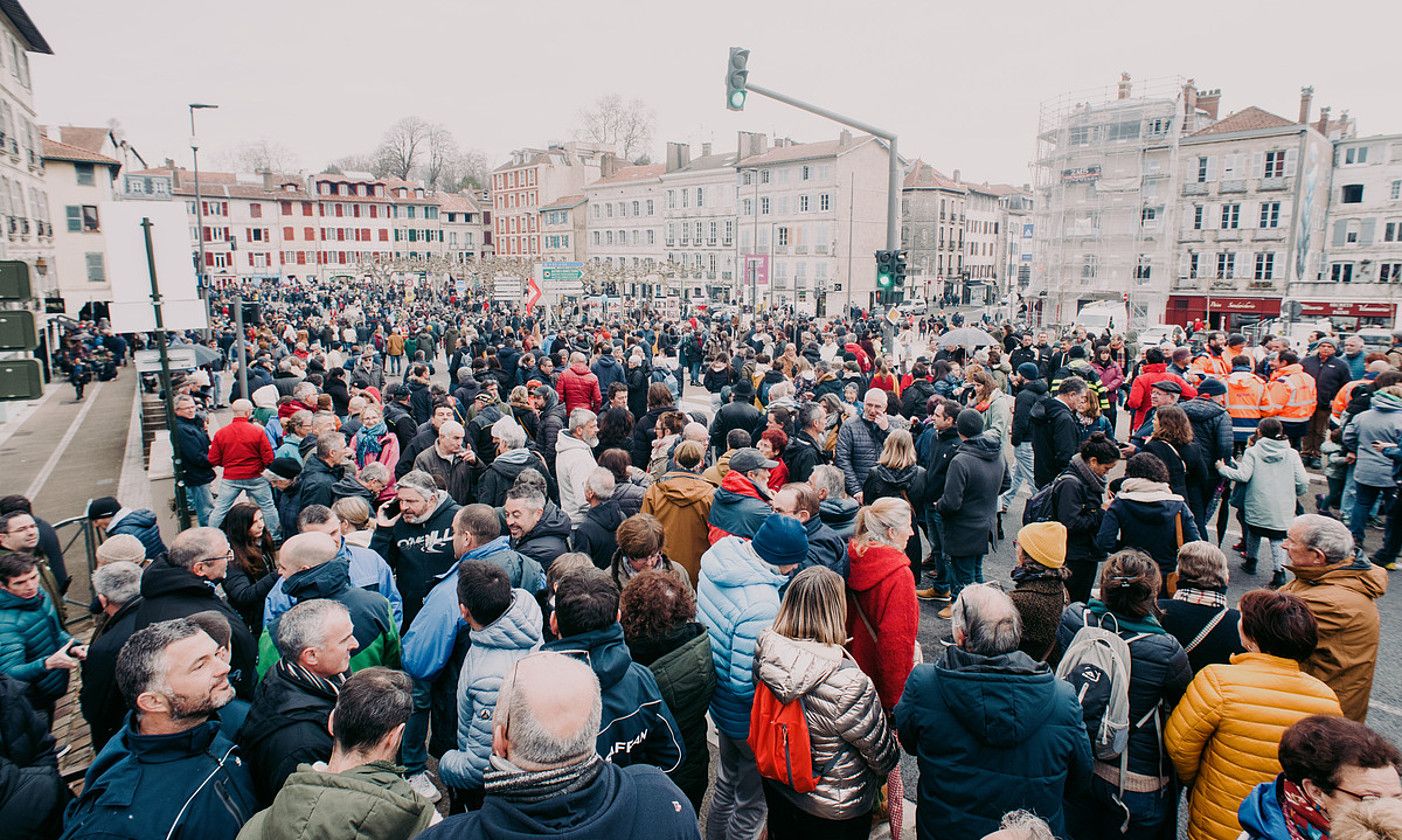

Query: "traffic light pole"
<box><xmin>141</xmin><ymin>218</ymin><xmax>193</xmax><ymax>531</ymax></box>
<box><xmin>742</xmin><ymin>81</ymin><xmax>900</xmax><ymax>352</ymax></box>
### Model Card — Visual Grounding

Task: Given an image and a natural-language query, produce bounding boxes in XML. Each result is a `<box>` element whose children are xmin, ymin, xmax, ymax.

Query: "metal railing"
<box><xmin>51</xmin><ymin>511</ymin><xmax>101</xmax><ymax>609</ymax></box>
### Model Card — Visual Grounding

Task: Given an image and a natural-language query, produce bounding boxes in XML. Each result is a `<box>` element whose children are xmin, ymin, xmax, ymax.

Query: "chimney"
<box><xmin>1117</xmin><ymin>72</ymin><xmax>1132</xmax><ymax>100</ymax></box>
<box><xmin>750</xmin><ymin>133</ymin><xmax>768</xmax><ymax>158</ymax></box>
<box><xmin>953</xmin><ymin>169</ymin><xmax>961</xmax><ymax>183</ymax></box>
<box><xmin>665</xmin><ymin>142</ymin><xmax>690</xmax><ymax>173</ymax></box>
<box><xmin>599</xmin><ymin>152</ymin><xmax>620</xmax><ymax>179</ymax></box>
<box><xmin>1198</xmin><ymin>89</ymin><xmax>1221</xmax><ymax>120</ymax></box>
<box><xmin>261</xmin><ymin>170</ymin><xmax>275</xmax><ymax>190</ymax></box>
<box><xmin>701</xmin><ymin>142</ymin><xmax>712</xmax><ymax>157</ymax></box>
<box><xmin>1298</xmin><ymin>85</ymin><xmax>1314</xmax><ymax>125</ymax></box>
<box><xmin>1317</xmin><ymin>106</ymin><xmax>1331</xmax><ymax>136</ymax></box>
<box><xmin>839</xmin><ymin>129</ymin><xmax>852</xmax><ymax>148</ymax></box>
<box><xmin>1182</xmin><ymin>79</ymin><xmax>1198</xmax><ymax>121</ymax></box>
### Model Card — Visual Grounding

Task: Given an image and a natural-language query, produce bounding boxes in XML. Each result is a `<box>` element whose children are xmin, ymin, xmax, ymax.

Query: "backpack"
<box><xmin>1022</xmin><ymin>473</ymin><xmax>1073</xmax><ymax>525</ymax></box>
<box><xmin>749</xmin><ymin>682</ymin><xmax>820</xmax><ymax>793</ymax></box>
<box><xmin>651</xmin><ymin>367</ymin><xmax>680</xmax><ymax>401</ymax></box>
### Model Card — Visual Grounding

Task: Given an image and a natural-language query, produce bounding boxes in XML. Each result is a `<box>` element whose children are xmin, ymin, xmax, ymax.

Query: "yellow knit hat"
<box><xmin>1018</xmin><ymin>521</ymin><xmax>1067</xmax><ymax>569</ymax></box>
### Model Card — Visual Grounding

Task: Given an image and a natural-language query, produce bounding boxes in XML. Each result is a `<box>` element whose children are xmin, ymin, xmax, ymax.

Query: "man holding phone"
<box><xmin>0</xmin><ymin>553</ymin><xmax>84</xmax><ymax>722</ymax></box>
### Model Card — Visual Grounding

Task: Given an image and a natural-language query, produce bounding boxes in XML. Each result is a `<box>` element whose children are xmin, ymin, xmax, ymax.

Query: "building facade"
<box><xmin>1168</xmin><ymin>97</ymin><xmax>1334</xmax><ymax>331</ymax></box>
<box><xmin>490</xmin><ymin>142</ymin><xmax>615</xmax><ymax>259</ymax></box>
<box><xmin>901</xmin><ymin>161</ymin><xmax>966</xmax><ymax>304</ymax></box>
<box><xmin>439</xmin><ymin>191</ymin><xmax>491</xmax><ymax>264</ymax></box>
<box><xmin>1313</xmin><ymin>132</ymin><xmax>1402</xmax><ymax>329</ymax></box>
<box><xmin>735</xmin><ymin>130</ymin><xmax>891</xmax><ymax>316</ymax></box>
<box><xmin>539</xmin><ymin>194</ymin><xmax>585</xmax><ymax>263</ymax></box>
<box><xmin>1032</xmin><ymin>75</ymin><xmax>1216</xmax><ymax>327</ymax></box>
<box><xmin>660</xmin><ymin>141</ymin><xmax>738</xmax><ymax>305</ymax></box>
<box><xmin>41</xmin><ymin>126</ymin><xmax>120</xmax><ymax>317</ymax></box>
<box><xmin>584</xmin><ymin>162</ymin><xmax>664</xmax><ymax>295</ymax></box>
<box><xmin>0</xmin><ymin>3</ymin><xmax>50</xmax><ymax>316</ymax></box>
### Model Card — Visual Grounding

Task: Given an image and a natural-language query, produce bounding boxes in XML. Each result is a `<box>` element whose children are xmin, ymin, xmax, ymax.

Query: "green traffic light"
<box><xmin>729</xmin><ymin>90</ymin><xmax>746</xmax><ymax>110</ymax></box>
<box><xmin>877</xmin><ymin>272</ymin><xmax>892</xmax><ymax>288</ymax></box>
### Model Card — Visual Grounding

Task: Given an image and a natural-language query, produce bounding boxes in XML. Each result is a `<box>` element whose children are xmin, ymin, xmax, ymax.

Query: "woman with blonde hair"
<box><xmin>861</xmin><ymin>430</ymin><xmax>929</xmax><ymax>580</ymax></box>
<box><xmin>844</xmin><ymin>497</ymin><xmax>920</xmax><ymax>712</ymax></box>
<box><xmin>331</xmin><ymin>495</ymin><xmax>374</xmax><ymax>548</ymax></box>
<box><xmin>753</xmin><ymin>566</ymin><xmax>899</xmax><ymax>838</ymax></box>
<box><xmin>352</xmin><ymin>403</ymin><xmax>399</xmax><ymax>502</ymax></box>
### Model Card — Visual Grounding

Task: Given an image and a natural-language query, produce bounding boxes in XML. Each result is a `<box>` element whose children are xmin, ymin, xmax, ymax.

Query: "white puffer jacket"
<box><xmin>753</xmin><ymin>630</ymin><xmax>898</xmax><ymax>820</ymax></box>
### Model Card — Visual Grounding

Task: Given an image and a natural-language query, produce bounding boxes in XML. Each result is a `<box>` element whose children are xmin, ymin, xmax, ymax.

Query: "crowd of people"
<box><xmin>0</xmin><ymin>275</ymin><xmax>1399</xmax><ymax>840</ymax></box>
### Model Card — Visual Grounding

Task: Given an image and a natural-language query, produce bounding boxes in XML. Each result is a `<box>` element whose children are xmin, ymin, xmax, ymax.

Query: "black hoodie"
<box><xmin>1010</xmin><ymin>378</ymin><xmax>1049</xmax><ymax>447</ymax></box>
<box><xmin>237</xmin><ymin>662</ymin><xmax>337</xmax><ymax>804</ymax></box>
<box><xmin>1030</xmin><ymin>394</ymin><xmax>1078</xmax><ymax>488</ymax></box>
<box><xmin>512</xmin><ymin>501</ymin><xmax>573</xmax><ymax>573</ymax></box>
<box><xmin>369</xmin><ymin>492</ymin><xmax>460</xmax><ymax>627</ymax></box>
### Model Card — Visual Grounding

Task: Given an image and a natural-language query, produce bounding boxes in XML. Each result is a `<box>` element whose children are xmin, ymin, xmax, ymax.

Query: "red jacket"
<box><xmin>1125</xmin><ymin>363</ymin><xmax>1197</xmax><ymax>430</ymax></box>
<box><xmin>208</xmin><ymin>416</ymin><xmax>275</xmax><ymax>480</ymax></box>
<box><xmin>845</xmin><ymin>539</ymin><xmax>919</xmax><ymax>711</ymax></box>
<box><xmin>558</xmin><ymin>362</ymin><xmax>601</xmax><ymax>414</ymax></box>
<box><xmin>277</xmin><ymin>399</ymin><xmax>317</xmax><ymax>420</ymax></box>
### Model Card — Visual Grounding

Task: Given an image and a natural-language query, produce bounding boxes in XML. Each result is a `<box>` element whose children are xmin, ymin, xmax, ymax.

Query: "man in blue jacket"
<box><xmin>88</xmin><ymin>496</ymin><xmax>166</xmax><ymax>561</ymax></box>
<box><xmin>63</xmin><ymin>617</ymin><xmax>258</xmax><ymax>840</ymax></box>
<box><xmin>895</xmin><ymin>584</ymin><xmax>1091</xmax><ymax>840</ymax></box>
<box><xmin>543</xmin><ymin>567</ymin><xmax>682</xmax><ymax>773</ymax></box>
<box><xmin>263</xmin><ymin>505</ymin><xmax>402</xmax><ymax>630</ymax></box>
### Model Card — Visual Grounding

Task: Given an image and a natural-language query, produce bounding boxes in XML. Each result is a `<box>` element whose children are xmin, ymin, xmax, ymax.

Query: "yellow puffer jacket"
<box><xmin>1165</xmin><ymin>652</ymin><xmax>1341</xmax><ymax>840</ymax></box>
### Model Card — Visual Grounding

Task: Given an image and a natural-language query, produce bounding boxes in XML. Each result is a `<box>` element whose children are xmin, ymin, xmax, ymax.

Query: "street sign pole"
<box><xmin>141</xmin><ymin>217</ymin><xmax>192</xmax><ymax>531</ymax></box>
<box><xmin>232</xmin><ymin>291</ymin><xmax>248</xmax><ymax>402</ymax></box>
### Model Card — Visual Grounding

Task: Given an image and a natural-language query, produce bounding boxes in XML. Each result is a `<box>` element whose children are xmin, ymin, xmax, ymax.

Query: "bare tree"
<box><xmin>440</xmin><ymin>149</ymin><xmax>489</xmax><ymax>191</ymax></box>
<box><xmin>421</xmin><ymin>123</ymin><xmax>458</xmax><ymax>191</ymax></box>
<box><xmin>374</xmin><ymin>116</ymin><xmax>432</xmax><ymax>181</ymax></box>
<box><xmin>328</xmin><ymin>153</ymin><xmax>375</xmax><ymax>175</ymax></box>
<box><xmin>221</xmin><ymin>138</ymin><xmax>299</xmax><ymax>173</ymax></box>
<box><xmin>575</xmin><ymin>94</ymin><xmax>655</xmax><ymax>162</ymax></box>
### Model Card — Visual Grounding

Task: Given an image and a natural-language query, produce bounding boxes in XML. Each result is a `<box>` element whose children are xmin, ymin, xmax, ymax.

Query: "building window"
<box><xmin>760</xmin><ymin>197</ymin><xmax>770</xmax><ymax>215</ymax></box>
<box><xmin>799</xmin><ymin>195</ymin><xmax>810</xmax><ymax>212</ymax></box>
<box><xmin>1344</xmin><ymin>147</ymin><xmax>1369</xmax><ymax>165</ymax></box>
<box><xmin>1263</xmin><ymin>151</ymin><xmax>1286</xmax><ymax>178</ymax></box>
<box><xmin>1081</xmin><ymin>254</ymin><xmax>1097</xmax><ymax>280</ymax></box>
<box><xmin>250</xmin><ymin>203</ymin><xmax>263</xmax><ymax>218</ymax></box>
<box><xmin>1331</xmin><ymin>262</ymin><xmax>1354</xmax><ymax>283</ymax></box>
<box><xmin>724</xmin><ymin>220</ymin><xmax>734</xmax><ymax>244</ymax></box>
<box><xmin>1069</xmin><ymin>126</ymin><xmax>1092</xmax><ymax>145</ymax></box>
<box><xmin>1391</xmin><ymin>180</ymin><xmax>1401</xmax><ymax>200</ymax></box>
<box><xmin>1192</xmin><ymin>205</ymin><xmax>1203</xmax><ymax>230</ymax></box>
<box><xmin>696</xmin><ymin>188</ymin><xmax>703</xmax><ymax>207</ymax></box>
<box><xmin>74</xmin><ymin>162</ymin><xmax>94</xmax><ymax>186</ymax></box>
<box><xmin>1135</xmin><ymin>255</ymin><xmax>1151</xmax><ymax>281</ymax></box>
<box><xmin>681</xmin><ymin>190</ymin><xmax>688</xmax><ymax>209</ymax></box>
<box><xmin>1254</xmin><ymin>252</ymin><xmax>1275</xmax><ymax>280</ymax></box>
<box><xmin>1188</xmin><ymin>252</ymin><xmax>1200</xmax><ymax>279</ymax></box>
<box><xmin>1341</xmin><ymin>184</ymin><xmax>1364</xmax><ymax>203</ymax></box>
<box><xmin>1386</xmin><ymin>221</ymin><xmax>1402</xmax><ymax>242</ymax></box>
<box><xmin>85</xmin><ymin>252</ymin><xmax>105</xmax><ymax>282</ymax></box>
<box><xmin>1380</xmin><ymin>263</ymin><xmax>1402</xmax><ymax>283</ymax></box>
<box><xmin>646</xmin><ymin>230</ymin><xmax>655</xmax><ymax>245</ymax></box>
<box><xmin>1216</xmin><ymin>252</ymin><xmax>1236</xmax><ymax>279</ymax></box>
<box><xmin>1197</xmin><ymin>156</ymin><xmax>1209</xmax><ymax>183</ymax></box>
<box><xmin>1141</xmin><ymin>206</ymin><xmax>1158</xmax><ymax>224</ymax></box>
<box><xmin>777</xmin><ymin>226</ymin><xmax>789</xmax><ymax>246</ymax></box>
<box><xmin>741</xmin><ymin>171</ymin><xmax>752</xmax><ymax>185</ymax></box>
<box><xmin>800</xmin><ymin>165</ymin><xmax>810</xmax><ymax>181</ymax></box>
<box><xmin>760</xmin><ymin>170</ymin><xmax>771</xmax><ymax>184</ymax></box>
<box><xmin>820</xmin><ymin>193</ymin><xmax>831</xmax><ymax>211</ymax></box>
<box><xmin>1260</xmin><ymin>201</ymin><xmax>1281</xmax><ymax>228</ymax></box>
<box><xmin>646</xmin><ymin>199</ymin><xmax>654</xmax><ymax>215</ymax></box>
<box><xmin>1220</xmin><ymin>203</ymin><xmax>1240</xmax><ymax>229</ymax></box>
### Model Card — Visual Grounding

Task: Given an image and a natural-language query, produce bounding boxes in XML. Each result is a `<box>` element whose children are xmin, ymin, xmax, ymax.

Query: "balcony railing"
<box><xmin>1219</xmin><ymin>179</ymin><xmax>1247</xmax><ymax>194</ymax></box>
<box><xmin>1259</xmin><ymin>177</ymin><xmax>1289</xmax><ymax>192</ymax></box>
<box><xmin>1182</xmin><ymin>182</ymin><xmax>1209</xmax><ymax>196</ymax></box>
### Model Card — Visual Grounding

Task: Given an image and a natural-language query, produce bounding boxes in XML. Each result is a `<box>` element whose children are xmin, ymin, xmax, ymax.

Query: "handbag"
<box><xmin>1183</xmin><ymin>607</ymin><xmax>1231</xmax><ymax>655</ymax></box>
<box><xmin>849</xmin><ymin>590</ymin><xmax>923</xmax><ymax>666</ymax></box>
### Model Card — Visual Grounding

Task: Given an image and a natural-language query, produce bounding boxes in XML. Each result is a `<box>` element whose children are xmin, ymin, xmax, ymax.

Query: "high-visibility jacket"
<box><xmin>1225</xmin><ymin>370</ymin><xmax>1268</xmax><ymax>442</ymax></box>
<box><xmin>1329</xmin><ymin>375</ymin><xmax>1373</xmax><ymax>423</ymax></box>
<box><xmin>1191</xmin><ymin>352</ymin><xmax>1232</xmax><ymax>380</ymax></box>
<box><xmin>1264</xmin><ymin>364</ymin><xmax>1317</xmax><ymax>424</ymax></box>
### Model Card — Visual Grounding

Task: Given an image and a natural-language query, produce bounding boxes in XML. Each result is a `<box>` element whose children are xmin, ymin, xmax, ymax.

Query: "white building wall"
<box><xmin>1314</xmin><ymin>134</ymin><xmax>1402</xmax><ymax>325</ymax></box>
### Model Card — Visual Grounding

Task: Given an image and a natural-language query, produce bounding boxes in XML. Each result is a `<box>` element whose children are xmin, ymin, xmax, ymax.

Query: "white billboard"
<box><xmin>103</xmin><ymin>201</ymin><xmax>208</xmax><ymax>333</ymax></box>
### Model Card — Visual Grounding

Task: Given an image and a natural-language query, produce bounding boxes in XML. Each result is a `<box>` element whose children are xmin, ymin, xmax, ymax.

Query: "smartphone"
<box><xmin>381</xmin><ymin>499</ymin><xmax>401</xmax><ymax>518</ymax></box>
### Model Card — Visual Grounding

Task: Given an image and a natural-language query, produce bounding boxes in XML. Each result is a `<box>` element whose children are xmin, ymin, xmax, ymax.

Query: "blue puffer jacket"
<box><xmin>0</xmin><ymin>588</ymin><xmax>71</xmax><ymax>704</ymax></box>
<box><xmin>696</xmin><ymin>536</ymin><xmax>786</xmax><ymax>740</ymax></box>
<box><xmin>105</xmin><ymin>508</ymin><xmax>166</xmax><ymax>560</ymax></box>
<box><xmin>439</xmin><ymin>589</ymin><xmax>542</xmax><ymax>791</ymax></box>
<box><xmin>62</xmin><ymin>716</ymin><xmax>258</xmax><ymax>840</ymax></box>
<box><xmin>543</xmin><ymin>623</ymin><xmax>684</xmax><ymax>772</ymax></box>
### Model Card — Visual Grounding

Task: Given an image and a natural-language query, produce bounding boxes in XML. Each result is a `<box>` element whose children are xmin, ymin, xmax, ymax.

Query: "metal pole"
<box><xmin>190</xmin><ymin>108</ymin><xmax>210</xmax><ymax>340</ymax></box>
<box><xmin>142</xmin><ymin>217</ymin><xmax>192</xmax><ymax>531</ymax></box>
<box><xmin>846</xmin><ymin>172</ymin><xmax>854</xmax><ymax>316</ymax></box>
<box><xmin>233</xmin><ymin>291</ymin><xmax>248</xmax><ymax>400</ymax></box>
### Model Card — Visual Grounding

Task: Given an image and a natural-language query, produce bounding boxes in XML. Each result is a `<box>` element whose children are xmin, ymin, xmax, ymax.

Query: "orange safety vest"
<box><xmin>1265</xmin><ymin>364</ymin><xmax>1317</xmax><ymax>422</ymax></box>
<box><xmin>1225</xmin><ymin>371</ymin><xmax>1266</xmax><ymax>420</ymax></box>
<box><xmin>1331</xmin><ymin>378</ymin><xmax>1367</xmax><ymax>424</ymax></box>
<box><xmin>1191</xmin><ymin>352</ymin><xmax>1231</xmax><ymax>379</ymax></box>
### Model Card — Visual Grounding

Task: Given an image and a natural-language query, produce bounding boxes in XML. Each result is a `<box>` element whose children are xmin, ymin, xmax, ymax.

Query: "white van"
<box><xmin>1073</xmin><ymin>301</ymin><xmax>1130</xmax><ymax>334</ymax></box>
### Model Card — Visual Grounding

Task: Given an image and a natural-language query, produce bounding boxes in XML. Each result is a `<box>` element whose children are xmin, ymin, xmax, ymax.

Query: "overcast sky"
<box><xmin>26</xmin><ymin>0</ymin><xmax>1396</xmax><ymax>186</ymax></box>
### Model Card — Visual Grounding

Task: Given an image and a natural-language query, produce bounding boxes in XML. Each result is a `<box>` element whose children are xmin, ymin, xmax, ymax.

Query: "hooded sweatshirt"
<box><xmin>256</xmin><ymin>558</ymin><xmax>400</xmax><ymax>675</ymax></box>
<box><xmin>1095</xmin><ymin>477</ymin><xmax>1200</xmax><ymax>572</ymax></box>
<box><xmin>511</xmin><ymin>502</ymin><xmax>572</xmax><ymax>573</ymax></box>
<box><xmin>845</xmin><ymin>540</ymin><xmax>919</xmax><ymax>710</ymax></box>
<box><xmin>1343</xmin><ymin>389</ymin><xmax>1402</xmax><ymax>488</ymax></box>
<box><xmin>818</xmin><ymin>496</ymin><xmax>859</xmax><ymax>539</ymax></box>
<box><xmin>1282</xmin><ymin>558</ymin><xmax>1388</xmax><ymax>721</ymax></box>
<box><xmin>1217</xmin><ymin>437</ymin><xmax>1309</xmax><ymax>530</ymax></box>
<box><xmin>369</xmin><ymin>492</ymin><xmax>460</xmax><ymax>627</ymax></box>
<box><xmin>641</xmin><ymin>471</ymin><xmax>714</xmax><ymax>584</ymax></box>
<box><xmin>706</xmin><ymin>470</ymin><xmax>772</xmax><ymax>543</ymax></box>
<box><xmin>937</xmin><ymin>434</ymin><xmax>1009</xmax><ymax>551</ymax></box>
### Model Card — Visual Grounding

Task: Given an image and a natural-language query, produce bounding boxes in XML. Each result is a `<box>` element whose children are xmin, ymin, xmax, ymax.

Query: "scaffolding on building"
<box><xmin>1030</xmin><ymin>74</ymin><xmax>1213</xmax><ymax>330</ymax></box>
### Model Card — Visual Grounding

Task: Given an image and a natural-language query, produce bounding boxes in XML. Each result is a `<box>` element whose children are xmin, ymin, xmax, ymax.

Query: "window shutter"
<box><xmin>1250</xmin><ymin>152</ymin><xmax>1263</xmax><ymax>178</ymax></box>
<box><xmin>66</xmin><ymin>206</ymin><xmax>80</xmax><ymax>232</ymax></box>
<box><xmin>1333</xmin><ymin>220</ymin><xmax>1348</xmax><ymax>246</ymax></box>
<box><xmin>1360</xmin><ymin>218</ymin><xmax>1377</xmax><ymax>245</ymax></box>
<box><xmin>1284</xmin><ymin>149</ymin><xmax>1298</xmax><ymax>178</ymax></box>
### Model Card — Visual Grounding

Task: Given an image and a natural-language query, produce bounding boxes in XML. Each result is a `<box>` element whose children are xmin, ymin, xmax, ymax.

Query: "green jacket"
<box><xmin>255</xmin><ymin>559</ymin><xmax>401</xmax><ymax>677</ymax></box>
<box><xmin>236</xmin><ymin>760</ymin><xmax>434</xmax><ymax>840</ymax></box>
<box><xmin>634</xmin><ymin>623</ymin><xmax>715</xmax><ymax>808</ymax></box>
<box><xmin>0</xmin><ymin>587</ymin><xmax>71</xmax><ymax>702</ymax></box>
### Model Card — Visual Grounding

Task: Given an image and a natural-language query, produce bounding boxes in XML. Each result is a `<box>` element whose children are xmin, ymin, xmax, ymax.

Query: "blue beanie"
<box><xmin>1017</xmin><ymin>362</ymin><xmax>1042</xmax><ymax>380</ymax></box>
<box><xmin>753</xmin><ymin>515</ymin><xmax>808</xmax><ymax>568</ymax></box>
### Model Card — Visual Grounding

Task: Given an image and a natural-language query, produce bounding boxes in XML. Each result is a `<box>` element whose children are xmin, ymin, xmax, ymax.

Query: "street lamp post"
<box><xmin>189</xmin><ymin>103</ymin><xmax>218</xmax><ymax>338</ymax></box>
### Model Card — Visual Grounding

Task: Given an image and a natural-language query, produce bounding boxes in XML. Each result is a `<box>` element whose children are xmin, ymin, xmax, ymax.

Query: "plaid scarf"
<box><xmin>1173</xmin><ymin>587</ymin><xmax>1228</xmax><ymax>609</ymax></box>
<box><xmin>277</xmin><ymin>658</ymin><xmax>346</xmax><ymax>699</ymax></box>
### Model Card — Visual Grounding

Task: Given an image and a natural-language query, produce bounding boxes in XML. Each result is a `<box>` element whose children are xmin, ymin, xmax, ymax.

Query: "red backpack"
<box><xmin>748</xmin><ymin>682</ymin><xmax>819</xmax><ymax>793</ymax></box>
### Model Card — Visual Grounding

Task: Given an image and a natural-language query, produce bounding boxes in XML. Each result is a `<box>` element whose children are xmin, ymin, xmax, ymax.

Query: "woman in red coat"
<box><xmin>845</xmin><ymin>497</ymin><xmax>920</xmax><ymax>711</ymax></box>
<box><xmin>757</xmin><ymin>429</ymin><xmax>789</xmax><ymax>493</ymax></box>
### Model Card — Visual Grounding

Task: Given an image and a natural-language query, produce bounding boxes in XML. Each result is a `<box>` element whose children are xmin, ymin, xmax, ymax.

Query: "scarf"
<box><xmin>1011</xmin><ymin>563</ymin><xmax>1062</xmax><ymax>585</ymax></box>
<box><xmin>277</xmin><ymin>658</ymin><xmax>346</xmax><ymax>699</ymax></box>
<box><xmin>1086</xmin><ymin>598</ymin><xmax>1168</xmax><ymax>635</ymax></box>
<box><xmin>355</xmin><ymin>421</ymin><xmax>388</xmax><ymax>465</ymax></box>
<box><xmin>1280</xmin><ymin>777</ymin><xmax>1331</xmax><ymax>840</ymax></box>
<box><xmin>1116</xmin><ymin>477</ymin><xmax>1182</xmax><ymax>503</ymax></box>
<box><xmin>1173</xmin><ymin>587</ymin><xmax>1228</xmax><ymax>608</ymax></box>
<box><xmin>484</xmin><ymin>753</ymin><xmax>604</xmax><ymax>803</ymax></box>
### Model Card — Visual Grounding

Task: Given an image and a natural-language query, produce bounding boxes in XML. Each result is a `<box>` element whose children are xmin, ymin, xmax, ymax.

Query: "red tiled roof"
<box><xmin>55</xmin><ymin>126</ymin><xmax>110</xmax><ymax>153</ymax></box>
<box><xmin>739</xmin><ymin>135</ymin><xmax>877</xmax><ymax>166</ymax></box>
<box><xmin>437</xmin><ymin>192</ymin><xmax>482</xmax><ymax>213</ymax></box>
<box><xmin>592</xmin><ymin>163</ymin><xmax>665</xmax><ymax>185</ymax></box>
<box><xmin>903</xmin><ymin>160</ymin><xmax>964</xmax><ymax>191</ymax></box>
<box><xmin>1190</xmin><ymin>106</ymin><xmax>1296</xmax><ymax>137</ymax></box>
<box><xmin>541</xmin><ymin>193</ymin><xmax>585</xmax><ymax>211</ymax></box>
<box><xmin>41</xmin><ymin>137</ymin><xmax>118</xmax><ymax>166</ymax></box>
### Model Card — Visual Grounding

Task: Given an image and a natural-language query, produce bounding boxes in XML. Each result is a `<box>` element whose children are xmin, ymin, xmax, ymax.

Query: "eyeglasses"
<box><xmin>1334</xmin><ymin>786</ymin><xmax>1402</xmax><ymax>803</ymax></box>
<box><xmin>197</xmin><ymin>549</ymin><xmax>235</xmax><ymax>566</ymax></box>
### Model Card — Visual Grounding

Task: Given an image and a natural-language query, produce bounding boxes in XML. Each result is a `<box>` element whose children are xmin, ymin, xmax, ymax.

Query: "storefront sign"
<box><xmin>1297</xmin><ymin>300</ymin><xmax>1397</xmax><ymax>318</ymax></box>
<box><xmin>1061</xmin><ymin>165</ymin><xmax>1101</xmax><ymax>183</ymax></box>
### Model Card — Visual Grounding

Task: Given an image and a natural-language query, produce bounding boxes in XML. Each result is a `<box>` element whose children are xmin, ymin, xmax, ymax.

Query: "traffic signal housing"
<box><xmin>891</xmin><ymin>249</ymin><xmax>908</xmax><ymax>300</ymax></box>
<box><xmin>0</xmin><ymin>260</ymin><xmax>32</xmax><ymax>301</ymax></box>
<box><xmin>726</xmin><ymin>47</ymin><xmax>749</xmax><ymax>111</ymax></box>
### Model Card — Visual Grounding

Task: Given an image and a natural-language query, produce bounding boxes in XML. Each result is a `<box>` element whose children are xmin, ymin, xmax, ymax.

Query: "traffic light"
<box><xmin>0</xmin><ymin>360</ymin><xmax>41</xmax><ymax>400</ymax></box>
<box><xmin>891</xmin><ymin>249</ymin><xmax>908</xmax><ymax>300</ymax></box>
<box><xmin>726</xmin><ymin>47</ymin><xmax>750</xmax><ymax>111</ymax></box>
<box><xmin>875</xmin><ymin>250</ymin><xmax>895</xmax><ymax>303</ymax></box>
<box><xmin>0</xmin><ymin>311</ymin><xmax>36</xmax><ymax>351</ymax></box>
<box><xmin>0</xmin><ymin>260</ymin><xmax>32</xmax><ymax>301</ymax></box>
